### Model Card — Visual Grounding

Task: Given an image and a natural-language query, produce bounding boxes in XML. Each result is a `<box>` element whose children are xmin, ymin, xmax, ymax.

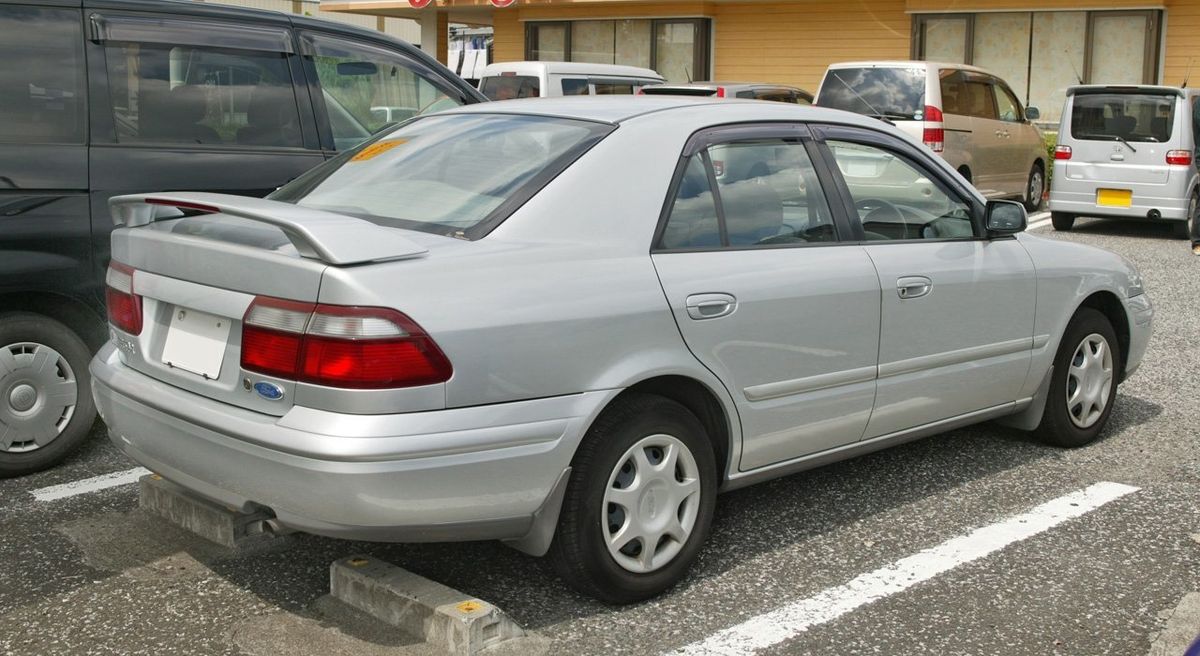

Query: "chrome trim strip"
<box><xmin>743</xmin><ymin>365</ymin><xmax>877</xmax><ymax>402</ymax></box>
<box><xmin>878</xmin><ymin>337</ymin><xmax>1031</xmax><ymax>379</ymax></box>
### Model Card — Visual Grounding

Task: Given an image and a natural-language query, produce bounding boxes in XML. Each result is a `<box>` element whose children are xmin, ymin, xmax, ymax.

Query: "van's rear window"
<box><xmin>817</xmin><ymin>67</ymin><xmax>926</xmax><ymax>120</ymax></box>
<box><xmin>1070</xmin><ymin>93</ymin><xmax>1175</xmax><ymax>143</ymax></box>
<box><xmin>270</xmin><ymin>113</ymin><xmax>612</xmax><ymax>239</ymax></box>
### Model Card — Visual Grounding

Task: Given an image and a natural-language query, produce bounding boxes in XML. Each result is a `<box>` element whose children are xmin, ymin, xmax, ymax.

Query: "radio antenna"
<box><xmin>1183</xmin><ymin>57</ymin><xmax>1195</xmax><ymax>88</ymax></box>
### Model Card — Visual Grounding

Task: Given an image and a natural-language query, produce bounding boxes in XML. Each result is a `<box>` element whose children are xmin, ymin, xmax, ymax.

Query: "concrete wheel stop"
<box><xmin>330</xmin><ymin>555</ymin><xmax>528</xmax><ymax>655</ymax></box>
<box><xmin>138</xmin><ymin>474</ymin><xmax>290</xmax><ymax>550</ymax></box>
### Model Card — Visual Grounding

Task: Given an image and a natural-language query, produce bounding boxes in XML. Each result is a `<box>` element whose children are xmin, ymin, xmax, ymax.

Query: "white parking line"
<box><xmin>669</xmin><ymin>481</ymin><xmax>1139</xmax><ymax>656</ymax></box>
<box><xmin>30</xmin><ymin>467</ymin><xmax>150</xmax><ymax>502</ymax></box>
<box><xmin>1027</xmin><ymin>210</ymin><xmax>1051</xmax><ymax>231</ymax></box>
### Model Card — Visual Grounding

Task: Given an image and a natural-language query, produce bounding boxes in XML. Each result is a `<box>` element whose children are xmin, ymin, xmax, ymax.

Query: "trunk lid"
<box><xmin>107</xmin><ymin>193</ymin><xmax>434</xmax><ymax>416</ymax></box>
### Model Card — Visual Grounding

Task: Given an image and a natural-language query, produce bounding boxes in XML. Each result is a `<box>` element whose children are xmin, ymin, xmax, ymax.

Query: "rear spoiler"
<box><xmin>109</xmin><ymin>192</ymin><xmax>428</xmax><ymax>266</ymax></box>
<box><xmin>1067</xmin><ymin>85</ymin><xmax>1184</xmax><ymax>97</ymax></box>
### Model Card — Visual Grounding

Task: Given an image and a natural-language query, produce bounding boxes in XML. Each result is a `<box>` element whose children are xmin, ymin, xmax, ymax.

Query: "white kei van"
<box><xmin>478</xmin><ymin>62</ymin><xmax>664</xmax><ymax>100</ymax></box>
<box><xmin>1049</xmin><ymin>85</ymin><xmax>1199</xmax><ymax>238</ymax></box>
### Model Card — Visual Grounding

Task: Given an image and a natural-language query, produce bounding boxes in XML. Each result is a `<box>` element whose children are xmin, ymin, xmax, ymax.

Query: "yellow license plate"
<box><xmin>1097</xmin><ymin>189</ymin><xmax>1132</xmax><ymax>207</ymax></box>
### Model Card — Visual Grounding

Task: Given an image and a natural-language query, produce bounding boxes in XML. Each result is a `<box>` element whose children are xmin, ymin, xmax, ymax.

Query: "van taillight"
<box><xmin>1054</xmin><ymin>145</ymin><xmax>1073</xmax><ymax>160</ymax></box>
<box><xmin>1166</xmin><ymin>150</ymin><xmax>1192</xmax><ymax>166</ymax></box>
<box><xmin>241</xmin><ymin>297</ymin><xmax>452</xmax><ymax>389</ymax></box>
<box><xmin>922</xmin><ymin>105</ymin><xmax>944</xmax><ymax>153</ymax></box>
<box><xmin>105</xmin><ymin>262</ymin><xmax>142</xmax><ymax>335</ymax></box>
<box><xmin>716</xmin><ymin>87</ymin><xmax>725</xmax><ymax>98</ymax></box>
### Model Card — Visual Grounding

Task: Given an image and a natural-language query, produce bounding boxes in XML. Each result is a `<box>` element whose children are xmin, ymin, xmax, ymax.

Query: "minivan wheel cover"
<box><xmin>1066</xmin><ymin>333</ymin><xmax>1113</xmax><ymax>429</ymax></box>
<box><xmin>0</xmin><ymin>342</ymin><xmax>78</xmax><ymax>453</ymax></box>
<box><xmin>1029</xmin><ymin>169</ymin><xmax>1044</xmax><ymax>206</ymax></box>
<box><xmin>602</xmin><ymin>433</ymin><xmax>701</xmax><ymax>574</ymax></box>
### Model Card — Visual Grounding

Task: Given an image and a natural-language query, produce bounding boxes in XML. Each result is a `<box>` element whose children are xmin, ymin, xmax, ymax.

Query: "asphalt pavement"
<box><xmin>1</xmin><ymin>216</ymin><xmax>1198</xmax><ymax>656</ymax></box>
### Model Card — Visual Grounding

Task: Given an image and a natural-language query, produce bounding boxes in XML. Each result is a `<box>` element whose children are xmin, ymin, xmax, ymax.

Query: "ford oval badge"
<box><xmin>253</xmin><ymin>381</ymin><xmax>285</xmax><ymax>401</ymax></box>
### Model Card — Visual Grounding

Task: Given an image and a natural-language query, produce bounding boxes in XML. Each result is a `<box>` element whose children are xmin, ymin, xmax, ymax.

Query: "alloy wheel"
<box><xmin>1029</xmin><ymin>169</ymin><xmax>1044</xmax><ymax>208</ymax></box>
<box><xmin>602</xmin><ymin>433</ymin><xmax>701</xmax><ymax>574</ymax></box>
<box><xmin>1065</xmin><ymin>333</ymin><xmax>1113</xmax><ymax>429</ymax></box>
<box><xmin>0</xmin><ymin>342</ymin><xmax>78</xmax><ymax>453</ymax></box>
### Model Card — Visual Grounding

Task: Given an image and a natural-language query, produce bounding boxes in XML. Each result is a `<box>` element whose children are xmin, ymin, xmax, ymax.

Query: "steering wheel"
<box><xmin>855</xmin><ymin>197</ymin><xmax>908</xmax><ymax>231</ymax></box>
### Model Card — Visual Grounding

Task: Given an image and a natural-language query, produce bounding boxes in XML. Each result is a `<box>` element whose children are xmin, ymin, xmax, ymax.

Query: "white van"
<box><xmin>478</xmin><ymin>61</ymin><xmax>664</xmax><ymax>100</ymax></box>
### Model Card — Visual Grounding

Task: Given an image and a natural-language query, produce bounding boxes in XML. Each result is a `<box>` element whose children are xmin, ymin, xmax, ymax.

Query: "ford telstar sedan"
<box><xmin>91</xmin><ymin>97</ymin><xmax>1153</xmax><ymax>603</ymax></box>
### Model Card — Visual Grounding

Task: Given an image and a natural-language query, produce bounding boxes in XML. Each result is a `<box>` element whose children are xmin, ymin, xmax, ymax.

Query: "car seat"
<box><xmin>237</xmin><ymin>85</ymin><xmax>300</xmax><ymax>147</ymax></box>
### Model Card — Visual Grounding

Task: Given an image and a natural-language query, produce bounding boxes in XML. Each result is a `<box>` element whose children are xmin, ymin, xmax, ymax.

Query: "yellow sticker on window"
<box><xmin>350</xmin><ymin>138</ymin><xmax>408</xmax><ymax>162</ymax></box>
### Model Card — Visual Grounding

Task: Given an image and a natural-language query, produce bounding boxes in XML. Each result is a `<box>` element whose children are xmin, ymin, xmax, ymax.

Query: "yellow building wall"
<box><xmin>712</xmin><ymin>0</ymin><xmax>908</xmax><ymax>93</ymax></box>
<box><xmin>489</xmin><ymin>0</ymin><xmax>1194</xmax><ymax>90</ymax></box>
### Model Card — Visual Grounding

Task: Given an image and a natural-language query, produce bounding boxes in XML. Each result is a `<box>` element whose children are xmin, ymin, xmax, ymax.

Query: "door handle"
<box><xmin>896</xmin><ymin>276</ymin><xmax>932</xmax><ymax>299</ymax></box>
<box><xmin>685</xmin><ymin>293</ymin><xmax>737</xmax><ymax>320</ymax></box>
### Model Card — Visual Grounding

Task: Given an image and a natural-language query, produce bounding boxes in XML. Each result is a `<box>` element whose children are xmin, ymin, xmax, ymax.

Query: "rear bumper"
<box><xmin>90</xmin><ymin>344</ymin><xmax>614</xmax><ymax>542</ymax></box>
<box><xmin>1049</xmin><ymin>178</ymin><xmax>1190</xmax><ymax>220</ymax></box>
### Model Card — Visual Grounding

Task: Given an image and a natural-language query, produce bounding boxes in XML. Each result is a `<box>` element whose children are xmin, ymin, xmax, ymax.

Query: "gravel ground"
<box><xmin>0</xmin><ymin>217</ymin><xmax>1197</xmax><ymax>656</ymax></box>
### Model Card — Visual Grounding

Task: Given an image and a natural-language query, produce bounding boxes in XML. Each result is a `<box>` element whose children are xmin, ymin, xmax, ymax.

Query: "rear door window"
<box><xmin>561</xmin><ymin>78</ymin><xmax>590</xmax><ymax>95</ymax></box>
<box><xmin>0</xmin><ymin>5</ymin><xmax>85</xmax><ymax>144</ymax></box>
<box><xmin>480</xmin><ymin>75</ymin><xmax>540</xmax><ymax>100</ymax></box>
<box><xmin>104</xmin><ymin>42</ymin><xmax>301</xmax><ymax>148</ymax></box>
<box><xmin>303</xmin><ymin>33</ymin><xmax>466</xmax><ymax>151</ymax></box>
<box><xmin>940</xmin><ymin>71</ymin><xmax>995</xmax><ymax>120</ymax></box>
<box><xmin>593</xmin><ymin>80</ymin><xmax>635</xmax><ymax>95</ymax></box>
<box><xmin>817</xmin><ymin>67</ymin><xmax>926</xmax><ymax>120</ymax></box>
<box><xmin>1070</xmin><ymin>93</ymin><xmax>1175</xmax><ymax>143</ymax></box>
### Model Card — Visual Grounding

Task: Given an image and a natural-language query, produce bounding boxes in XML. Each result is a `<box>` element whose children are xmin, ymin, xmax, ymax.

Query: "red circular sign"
<box><xmin>490</xmin><ymin>0</ymin><xmax>515</xmax><ymax>7</ymax></box>
<box><xmin>408</xmin><ymin>0</ymin><xmax>432</xmax><ymax>7</ymax></box>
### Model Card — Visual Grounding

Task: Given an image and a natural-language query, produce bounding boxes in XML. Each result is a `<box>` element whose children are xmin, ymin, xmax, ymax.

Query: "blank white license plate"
<box><xmin>161</xmin><ymin>307</ymin><xmax>230</xmax><ymax>380</ymax></box>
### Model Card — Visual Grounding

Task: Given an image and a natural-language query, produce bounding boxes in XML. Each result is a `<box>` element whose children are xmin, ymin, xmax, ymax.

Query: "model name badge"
<box><xmin>253</xmin><ymin>381</ymin><xmax>285</xmax><ymax>401</ymax></box>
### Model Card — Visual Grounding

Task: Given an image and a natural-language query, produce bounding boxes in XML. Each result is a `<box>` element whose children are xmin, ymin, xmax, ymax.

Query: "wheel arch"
<box><xmin>1077</xmin><ymin>290</ymin><xmax>1131</xmax><ymax>382</ymax></box>
<box><xmin>615</xmin><ymin>375</ymin><xmax>734</xmax><ymax>483</ymax></box>
<box><xmin>0</xmin><ymin>291</ymin><xmax>107</xmax><ymax>351</ymax></box>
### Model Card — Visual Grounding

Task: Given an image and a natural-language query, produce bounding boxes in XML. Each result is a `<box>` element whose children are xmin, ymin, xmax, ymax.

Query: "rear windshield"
<box><xmin>817</xmin><ymin>67</ymin><xmax>926</xmax><ymax>120</ymax></box>
<box><xmin>640</xmin><ymin>86</ymin><xmax>717</xmax><ymax>97</ymax></box>
<box><xmin>1070</xmin><ymin>93</ymin><xmax>1176</xmax><ymax>143</ymax></box>
<box><xmin>479</xmin><ymin>75</ymin><xmax>540</xmax><ymax>100</ymax></box>
<box><xmin>271</xmin><ymin>114</ymin><xmax>611</xmax><ymax>238</ymax></box>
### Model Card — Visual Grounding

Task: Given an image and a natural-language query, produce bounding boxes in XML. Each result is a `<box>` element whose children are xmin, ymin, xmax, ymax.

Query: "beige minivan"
<box><xmin>816</xmin><ymin>61</ymin><xmax>1047</xmax><ymax>210</ymax></box>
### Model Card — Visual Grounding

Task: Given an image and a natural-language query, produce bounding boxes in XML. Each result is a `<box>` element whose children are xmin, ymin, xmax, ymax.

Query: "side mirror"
<box><xmin>986</xmin><ymin>200</ymin><xmax>1027</xmax><ymax>235</ymax></box>
<box><xmin>1025</xmin><ymin>106</ymin><xmax>1041</xmax><ymax>121</ymax></box>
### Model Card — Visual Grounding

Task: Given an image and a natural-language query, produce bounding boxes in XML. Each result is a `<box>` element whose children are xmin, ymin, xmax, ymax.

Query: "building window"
<box><xmin>525</xmin><ymin>19</ymin><xmax>710</xmax><ymax>82</ymax></box>
<box><xmin>913</xmin><ymin>10</ymin><xmax>1161</xmax><ymax>123</ymax></box>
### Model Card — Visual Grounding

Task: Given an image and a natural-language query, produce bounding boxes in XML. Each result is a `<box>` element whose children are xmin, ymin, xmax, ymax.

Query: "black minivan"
<box><xmin>0</xmin><ymin>0</ymin><xmax>484</xmax><ymax>477</ymax></box>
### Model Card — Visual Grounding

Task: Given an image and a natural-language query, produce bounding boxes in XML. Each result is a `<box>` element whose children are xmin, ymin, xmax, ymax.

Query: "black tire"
<box><xmin>957</xmin><ymin>166</ymin><xmax>973</xmax><ymax>184</ymax></box>
<box><xmin>548</xmin><ymin>392</ymin><xmax>717</xmax><ymax>604</ymax></box>
<box><xmin>1051</xmin><ymin>212</ymin><xmax>1075</xmax><ymax>231</ymax></box>
<box><xmin>1023</xmin><ymin>163</ymin><xmax>1045</xmax><ymax>212</ymax></box>
<box><xmin>1173</xmin><ymin>191</ymin><xmax>1197</xmax><ymax>240</ymax></box>
<box><xmin>1034</xmin><ymin>308</ymin><xmax>1121</xmax><ymax>448</ymax></box>
<box><xmin>0</xmin><ymin>312</ymin><xmax>97</xmax><ymax>478</ymax></box>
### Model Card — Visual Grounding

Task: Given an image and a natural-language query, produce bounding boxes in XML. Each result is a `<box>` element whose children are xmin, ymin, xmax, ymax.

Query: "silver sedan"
<box><xmin>91</xmin><ymin>97</ymin><xmax>1153</xmax><ymax>603</ymax></box>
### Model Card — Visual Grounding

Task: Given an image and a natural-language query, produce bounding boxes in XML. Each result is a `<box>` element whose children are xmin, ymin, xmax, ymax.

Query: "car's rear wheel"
<box><xmin>1172</xmin><ymin>192</ymin><xmax>1197</xmax><ymax>240</ymax></box>
<box><xmin>1034</xmin><ymin>308</ymin><xmax>1120</xmax><ymax>448</ymax></box>
<box><xmin>548</xmin><ymin>392</ymin><xmax>716</xmax><ymax>604</ymax></box>
<box><xmin>0</xmin><ymin>312</ymin><xmax>96</xmax><ymax>477</ymax></box>
<box><xmin>1023</xmin><ymin>163</ymin><xmax>1045</xmax><ymax>212</ymax></box>
<box><xmin>1051</xmin><ymin>212</ymin><xmax>1075</xmax><ymax>231</ymax></box>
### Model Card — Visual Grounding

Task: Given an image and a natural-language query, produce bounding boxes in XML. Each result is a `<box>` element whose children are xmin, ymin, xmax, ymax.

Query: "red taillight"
<box><xmin>1054</xmin><ymin>145</ymin><xmax>1073</xmax><ymax>160</ymax></box>
<box><xmin>922</xmin><ymin>105</ymin><xmax>944</xmax><ymax>153</ymax></box>
<box><xmin>240</xmin><ymin>297</ymin><xmax>452</xmax><ymax>389</ymax></box>
<box><xmin>715</xmin><ymin>86</ymin><xmax>725</xmax><ymax>98</ymax></box>
<box><xmin>1167</xmin><ymin>149</ymin><xmax>1192</xmax><ymax>166</ymax></box>
<box><xmin>105</xmin><ymin>261</ymin><xmax>142</xmax><ymax>335</ymax></box>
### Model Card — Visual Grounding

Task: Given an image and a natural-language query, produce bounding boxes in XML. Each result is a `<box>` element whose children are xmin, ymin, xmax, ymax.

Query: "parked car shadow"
<box><xmin>1068</xmin><ymin>217</ymin><xmax>1183</xmax><ymax>240</ymax></box>
<box><xmin>192</xmin><ymin>393</ymin><xmax>1161</xmax><ymax>636</ymax></box>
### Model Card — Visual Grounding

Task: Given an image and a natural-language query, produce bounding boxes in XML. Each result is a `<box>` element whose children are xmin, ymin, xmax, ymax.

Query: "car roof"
<box><xmin>825</xmin><ymin>60</ymin><xmax>993</xmax><ymax>75</ymax></box>
<box><xmin>646</xmin><ymin>82</ymin><xmax>803</xmax><ymax>90</ymax></box>
<box><xmin>438</xmin><ymin>95</ymin><xmax>896</xmax><ymax>129</ymax></box>
<box><xmin>1067</xmin><ymin>84</ymin><xmax>1190</xmax><ymax>97</ymax></box>
<box><xmin>480</xmin><ymin>61</ymin><xmax>664</xmax><ymax>79</ymax></box>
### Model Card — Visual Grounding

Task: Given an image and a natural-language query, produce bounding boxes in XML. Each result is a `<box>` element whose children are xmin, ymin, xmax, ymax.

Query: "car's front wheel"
<box><xmin>0</xmin><ymin>312</ymin><xmax>97</xmax><ymax>477</ymax></box>
<box><xmin>1034</xmin><ymin>308</ymin><xmax>1120</xmax><ymax>448</ymax></box>
<box><xmin>548</xmin><ymin>393</ymin><xmax>717</xmax><ymax>604</ymax></box>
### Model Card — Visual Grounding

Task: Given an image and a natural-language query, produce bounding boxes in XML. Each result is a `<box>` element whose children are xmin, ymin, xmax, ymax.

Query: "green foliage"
<box><xmin>1043</xmin><ymin>131</ymin><xmax>1058</xmax><ymax>184</ymax></box>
